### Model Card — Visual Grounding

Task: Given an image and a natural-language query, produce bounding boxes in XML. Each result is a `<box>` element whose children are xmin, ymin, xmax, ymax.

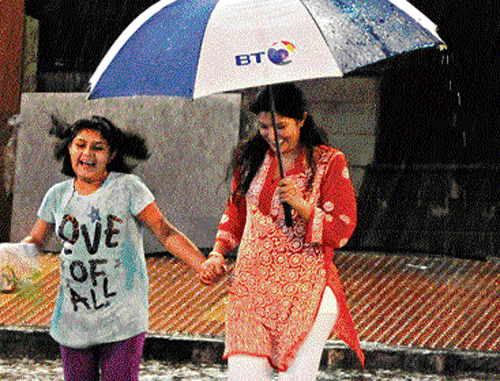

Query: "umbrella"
<box><xmin>88</xmin><ymin>0</ymin><xmax>446</xmax><ymax>225</ymax></box>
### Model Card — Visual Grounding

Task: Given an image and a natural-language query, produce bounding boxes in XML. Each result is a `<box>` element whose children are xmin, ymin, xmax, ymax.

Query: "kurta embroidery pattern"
<box><xmin>216</xmin><ymin>146</ymin><xmax>364</xmax><ymax>371</ymax></box>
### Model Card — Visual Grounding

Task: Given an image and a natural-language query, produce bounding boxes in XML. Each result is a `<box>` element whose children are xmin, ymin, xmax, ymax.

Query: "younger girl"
<box><xmin>22</xmin><ymin>115</ymin><xmax>211</xmax><ymax>381</ymax></box>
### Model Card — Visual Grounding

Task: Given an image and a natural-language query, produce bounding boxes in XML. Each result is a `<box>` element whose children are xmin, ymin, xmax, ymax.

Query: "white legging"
<box><xmin>227</xmin><ymin>288</ymin><xmax>338</xmax><ymax>381</ymax></box>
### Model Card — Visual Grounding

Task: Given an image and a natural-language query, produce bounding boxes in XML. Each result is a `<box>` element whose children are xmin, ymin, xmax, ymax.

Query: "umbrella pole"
<box><xmin>269</xmin><ymin>85</ymin><xmax>294</xmax><ymax>227</ymax></box>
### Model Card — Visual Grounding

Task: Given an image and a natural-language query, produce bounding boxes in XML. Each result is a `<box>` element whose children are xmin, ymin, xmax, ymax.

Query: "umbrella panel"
<box><xmin>89</xmin><ymin>0</ymin><xmax>444</xmax><ymax>100</ymax></box>
<box><xmin>301</xmin><ymin>0</ymin><xmax>443</xmax><ymax>74</ymax></box>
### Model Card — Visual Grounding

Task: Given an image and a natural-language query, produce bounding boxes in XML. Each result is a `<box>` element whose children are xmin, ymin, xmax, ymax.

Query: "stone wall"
<box><xmin>10</xmin><ymin>93</ymin><xmax>240</xmax><ymax>252</ymax></box>
<box><xmin>297</xmin><ymin>77</ymin><xmax>378</xmax><ymax>196</ymax></box>
<box><xmin>10</xmin><ymin>78</ymin><xmax>380</xmax><ymax>254</ymax></box>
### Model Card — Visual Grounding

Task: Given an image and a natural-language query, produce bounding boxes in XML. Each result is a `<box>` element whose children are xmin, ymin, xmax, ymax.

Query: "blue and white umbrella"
<box><xmin>88</xmin><ymin>0</ymin><xmax>446</xmax><ymax>100</ymax></box>
<box><xmin>88</xmin><ymin>0</ymin><xmax>445</xmax><ymax>226</ymax></box>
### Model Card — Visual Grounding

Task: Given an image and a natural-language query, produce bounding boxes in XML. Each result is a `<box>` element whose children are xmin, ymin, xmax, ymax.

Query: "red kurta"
<box><xmin>215</xmin><ymin>145</ymin><xmax>364</xmax><ymax>371</ymax></box>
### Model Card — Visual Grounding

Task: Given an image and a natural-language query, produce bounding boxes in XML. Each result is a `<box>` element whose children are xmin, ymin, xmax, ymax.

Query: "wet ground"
<box><xmin>0</xmin><ymin>358</ymin><xmax>498</xmax><ymax>380</ymax></box>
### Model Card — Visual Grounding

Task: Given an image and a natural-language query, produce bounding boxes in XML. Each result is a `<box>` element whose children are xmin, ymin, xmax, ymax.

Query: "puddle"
<box><xmin>0</xmin><ymin>358</ymin><xmax>498</xmax><ymax>380</ymax></box>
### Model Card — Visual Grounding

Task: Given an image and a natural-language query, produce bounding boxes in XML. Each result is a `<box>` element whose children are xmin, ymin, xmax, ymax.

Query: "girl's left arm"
<box><xmin>138</xmin><ymin>202</ymin><xmax>206</xmax><ymax>274</ymax></box>
<box><xmin>305</xmin><ymin>152</ymin><xmax>357</xmax><ymax>248</ymax></box>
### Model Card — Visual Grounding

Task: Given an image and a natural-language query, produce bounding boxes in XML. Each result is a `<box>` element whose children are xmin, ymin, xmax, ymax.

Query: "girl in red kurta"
<box><xmin>202</xmin><ymin>83</ymin><xmax>364</xmax><ymax>380</ymax></box>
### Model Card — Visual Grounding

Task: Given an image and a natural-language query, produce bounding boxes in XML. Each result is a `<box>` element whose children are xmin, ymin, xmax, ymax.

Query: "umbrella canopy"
<box><xmin>88</xmin><ymin>0</ymin><xmax>446</xmax><ymax>227</ymax></box>
<box><xmin>88</xmin><ymin>0</ymin><xmax>446</xmax><ymax>100</ymax></box>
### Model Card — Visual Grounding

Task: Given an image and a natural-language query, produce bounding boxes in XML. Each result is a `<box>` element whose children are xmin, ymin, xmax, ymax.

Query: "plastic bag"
<box><xmin>0</xmin><ymin>243</ymin><xmax>40</xmax><ymax>293</ymax></box>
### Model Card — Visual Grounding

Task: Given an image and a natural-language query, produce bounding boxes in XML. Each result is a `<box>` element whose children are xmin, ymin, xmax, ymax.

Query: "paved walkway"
<box><xmin>1</xmin><ymin>251</ymin><xmax>499</xmax><ymax>374</ymax></box>
<box><xmin>1</xmin><ymin>357</ymin><xmax>499</xmax><ymax>380</ymax></box>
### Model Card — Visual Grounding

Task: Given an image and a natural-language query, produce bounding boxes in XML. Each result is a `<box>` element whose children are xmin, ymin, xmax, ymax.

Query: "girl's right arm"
<box><xmin>202</xmin><ymin>173</ymin><xmax>247</xmax><ymax>282</ymax></box>
<box><xmin>138</xmin><ymin>202</ymin><xmax>208</xmax><ymax>278</ymax></box>
<box><xmin>21</xmin><ymin>219</ymin><xmax>54</xmax><ymax>251</ymax></box>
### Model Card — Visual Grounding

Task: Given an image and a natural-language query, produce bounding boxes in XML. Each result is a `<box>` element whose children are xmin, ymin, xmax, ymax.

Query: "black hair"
<box><xmin>50</xmin><ymin>115</ymin><xmax>150</xmax><ymax>177</ymax></box>
<box><xmin>227</xmin><ymin>83</ymin><xmax>329</xmax><ymax>195</ymax></box>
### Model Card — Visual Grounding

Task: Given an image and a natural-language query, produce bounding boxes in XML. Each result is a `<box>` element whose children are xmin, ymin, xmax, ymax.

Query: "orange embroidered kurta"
<box><xmin>215</xmin><ymin>145</ymin><xmax>364</xmax><ymax>371</ymax></box>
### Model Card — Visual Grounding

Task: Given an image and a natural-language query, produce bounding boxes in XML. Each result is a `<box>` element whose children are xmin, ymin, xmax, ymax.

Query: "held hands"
<box><xmin>199</xmin><ymin>252</ymin><xmax>227</xmax><ymax>285</ymax></box>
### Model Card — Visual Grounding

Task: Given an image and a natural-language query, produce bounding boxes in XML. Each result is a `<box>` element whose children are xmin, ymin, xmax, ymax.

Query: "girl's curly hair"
<box><xmin>50</xmin><ymin>115</ymin><xmax>150</xmax><ymax>177</ymax></box>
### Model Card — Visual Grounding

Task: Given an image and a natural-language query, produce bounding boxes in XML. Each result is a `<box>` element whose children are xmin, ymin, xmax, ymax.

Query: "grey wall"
<box><xmin>297</xmin><ymin>77</ymin><xmax>378</xmax><ymax>195</ymax></box>
<box><xmin>11</xmin><ymin>93</ymin><xmax>240</xmax><ymax>252</ymax></box>
<box><xmin>11</xmin><ymin>79</ymin><xmax>378</xmax><ymax>253</ymax></box>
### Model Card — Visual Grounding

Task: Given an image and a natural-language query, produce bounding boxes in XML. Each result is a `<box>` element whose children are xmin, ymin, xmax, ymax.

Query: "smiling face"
<box><xmin>68</xmin><ymin>129</ymin><xmax>115</xmax><ymax>186</ymax></box>
<box><xmin>257</xmin><ymin>112</ymin><xmax>304</xmax><ymax>155</ymax></box>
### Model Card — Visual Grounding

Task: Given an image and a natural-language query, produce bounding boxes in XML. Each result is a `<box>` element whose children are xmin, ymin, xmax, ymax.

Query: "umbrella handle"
<box><xmin>282</xmin><ymin>203</ymin><xmax>294</xmax><ymax>227</ymax></box>
<box><xmin>269</xmin><ymin>86</ymin><xmax>293</xmax><ymax>227</ymax></box>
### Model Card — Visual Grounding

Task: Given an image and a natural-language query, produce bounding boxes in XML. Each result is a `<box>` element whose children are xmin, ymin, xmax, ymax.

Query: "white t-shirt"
<box><xmin>37</xmin><ymin>172</ymin><xmax>155</xmax><ymax>348</ymax></box>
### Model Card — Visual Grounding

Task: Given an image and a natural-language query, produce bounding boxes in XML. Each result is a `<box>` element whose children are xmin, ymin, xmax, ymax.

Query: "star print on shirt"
<box><xmin>88</xmin><ymin>207</ymin><xmax>101</xmax><ymax>223</ymax></box>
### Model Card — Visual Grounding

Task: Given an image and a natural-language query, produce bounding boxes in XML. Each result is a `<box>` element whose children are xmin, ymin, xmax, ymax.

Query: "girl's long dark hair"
<box><xmin>50</xmin><ymin>115</ymin><xmax>150</xmax><ymax>177</ymax></box>
<box><xmin>227</xmin><ymin>83</ymin><xmax>329</xmax><ymax>195</ymax></box>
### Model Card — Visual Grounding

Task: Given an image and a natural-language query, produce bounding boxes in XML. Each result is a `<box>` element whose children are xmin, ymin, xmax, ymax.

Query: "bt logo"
<box><xmin>267</xmin><ymin>41</ymin><xmax>295</xmax><ymax>65</ymax></box>
<box><xmin>235</xmin><ymin>41</ymin><xmax>296</xmax><ymax>66</ymax></box>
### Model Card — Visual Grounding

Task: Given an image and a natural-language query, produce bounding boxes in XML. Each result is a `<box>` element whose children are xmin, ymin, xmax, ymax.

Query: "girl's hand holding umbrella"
<box><xmin>277</xmin><ymin>177</ymin><xmax>313</xmax><ymax>221</ymax></box>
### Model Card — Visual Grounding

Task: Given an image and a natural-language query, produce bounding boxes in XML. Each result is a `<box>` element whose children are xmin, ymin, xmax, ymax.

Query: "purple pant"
<box><xmin>60</xmin><ymin>333</ymin><xmax>146</xmax><ymax>381</ymax></box>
